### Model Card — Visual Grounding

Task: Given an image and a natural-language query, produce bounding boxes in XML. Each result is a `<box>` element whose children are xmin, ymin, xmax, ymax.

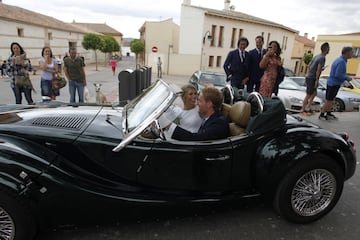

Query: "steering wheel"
<box><xmin>247</xmin><ymin>92</ymin><xmax>264</xmax><ymax>116</ymax></box>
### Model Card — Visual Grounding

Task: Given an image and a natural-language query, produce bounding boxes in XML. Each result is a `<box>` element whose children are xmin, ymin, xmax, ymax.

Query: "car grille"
<box><xmin>32</xmin><ymin>116</ymin><xmax>88</xmax><ymax>130</ymax></box>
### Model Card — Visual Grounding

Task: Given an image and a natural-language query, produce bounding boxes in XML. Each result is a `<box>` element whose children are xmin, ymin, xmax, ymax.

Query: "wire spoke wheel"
<box><xmin>291</xmin><ymin>169</ymin><xmax>336</xmax><ymax>217</ymax></box>
<box><xmin>0</xmin><ymin>206</ymin><xmax>15</xmax><ymax>240</ymax></box>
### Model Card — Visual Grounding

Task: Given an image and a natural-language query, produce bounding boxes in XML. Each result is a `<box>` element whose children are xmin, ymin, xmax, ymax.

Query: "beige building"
<box><xmin>140</xmin><ymin>0</ymin><xmax>298</xmax><ymax>76</ymax></box>
<box><xmin>139</xmin><ymin>18</ymin><xmax>180</xmax><ymax>74</ymax></box>
<box><xmin>291</xmin><ymin>33</ymin><xmax>315</xmax><ymax>76</ymax></box>
<box><xmin>315</xmin><ymin>33</ymin><xmax>360</xmax><ymax>76</ymax></box>
<box><xmin>0</xmin><ymin>3</ymin><xmax>122</xmax><ymax>66</ymax></box>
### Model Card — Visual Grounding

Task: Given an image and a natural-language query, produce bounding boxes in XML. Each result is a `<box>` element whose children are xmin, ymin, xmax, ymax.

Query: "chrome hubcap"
<box><xmin>0</xmin><ymin>206</ymin><xmax>15</xmax><ymax>240</ymax></box>
<box><xmin>291</xmin><ymin>169</ymin><xmax>336</xmax><ymax>216</ymax></box>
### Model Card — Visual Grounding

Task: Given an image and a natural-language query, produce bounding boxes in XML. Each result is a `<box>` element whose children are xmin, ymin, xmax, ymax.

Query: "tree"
<box><xmin>130</xmin><ymin>39</ymin><xmax>145</xmax><ymax>64</ymax></box>
<box><xmin>82</xmin><ymin>33</ymin><xmax>103</xmax><ymax>71</ymax></box>
<box><xmin>100</xmin><ymin>35</ymin><xmax>121</xmax><ymax>65</ymax></box>
<box><xmin>303</xmin><ymin>52</ymin><xmax>314</xmax><ymax>74</ymax></box>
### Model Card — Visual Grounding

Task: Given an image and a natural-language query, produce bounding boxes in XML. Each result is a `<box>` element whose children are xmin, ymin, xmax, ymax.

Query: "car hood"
<box><xmin>0</xmin><ymin>105</ymin><xmax>105</xmax><ymax>142</ymax></box>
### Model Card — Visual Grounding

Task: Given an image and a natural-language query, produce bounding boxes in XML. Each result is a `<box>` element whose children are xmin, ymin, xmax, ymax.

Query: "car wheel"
<box><xmin>0</xmin><ymin>188</ymin><xmax>36</xmax><ymax>240</ymax></box>
<box><xmin>273</xmin><ymin>154</ymin><xmax>344</xmax><ymax>223</ymax></box>
<box><xmin>332</xmin><ymin>98</ymin><xmax>345</xmax><ymax>112</ymax></box>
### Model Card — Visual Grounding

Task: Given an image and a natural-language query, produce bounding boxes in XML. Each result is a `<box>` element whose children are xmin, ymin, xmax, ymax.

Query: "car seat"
<box><xmin>222</xmin><ymin>101</ymin><xmax>251</xmax><ymax>136</ymax></box>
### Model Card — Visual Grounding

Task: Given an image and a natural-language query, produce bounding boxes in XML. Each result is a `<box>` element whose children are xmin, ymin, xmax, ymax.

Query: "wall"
<box><xmin>315</xmin><ymin>34</ymin><xmax>360</xmax><ymax>76</ymax></box>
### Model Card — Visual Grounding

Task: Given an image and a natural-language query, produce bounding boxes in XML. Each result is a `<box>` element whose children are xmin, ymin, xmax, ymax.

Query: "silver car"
<box><xmin>277</xmin><ymin>77</ymin><xmax>322</xmax><ymax>112</ymax></box>
<box><xmin>289</xmin><ymin>77</ymin><xmax>360</xmax><ymax>112</ymax></box>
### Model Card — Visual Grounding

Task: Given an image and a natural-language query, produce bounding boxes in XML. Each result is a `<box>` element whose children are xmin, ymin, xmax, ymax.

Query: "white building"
<box><xmin>141</xmin><ymin>0</ymin><xmax>298</xmax><ymax>76</ymax></box>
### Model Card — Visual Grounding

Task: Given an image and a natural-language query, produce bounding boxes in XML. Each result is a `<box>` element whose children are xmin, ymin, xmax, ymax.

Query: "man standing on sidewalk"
<box><xmin>63</xmin><ymin>47</ymin><xmax>87</xmax><ymax>103</ymax></box>
<box><xmin>319</xmin><ymin>46</ymin><xmax>353</xmax><ymax>120</ymax></box>
<box><xmin>301</xmin><ymin>42</ymin><xmax>329</xmax><ymax>115</ymax></box>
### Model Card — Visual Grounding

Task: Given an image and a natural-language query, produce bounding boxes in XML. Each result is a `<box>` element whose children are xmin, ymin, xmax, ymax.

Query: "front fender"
<box><xmin>0</xmin><ymin>134</ymin><xmax>56</xmax><ymax>195</ymax></box>
<box><xmin>254</xmin><ymin>127</ymin><xmax>355</xmax><ymax>197</ymax></box>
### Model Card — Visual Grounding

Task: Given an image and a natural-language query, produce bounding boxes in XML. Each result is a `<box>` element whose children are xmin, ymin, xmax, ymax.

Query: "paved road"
<box><xmin>3</xmin><ymin>58</ymin><xmax>359</xmax><ymax>240</ymax></box>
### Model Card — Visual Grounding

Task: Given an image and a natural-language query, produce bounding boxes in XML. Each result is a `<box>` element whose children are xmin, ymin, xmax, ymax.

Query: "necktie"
<box><xmin>241</xmin><ymin>52</ymin><xmax>245</xmax><ymax>62</ymax></box>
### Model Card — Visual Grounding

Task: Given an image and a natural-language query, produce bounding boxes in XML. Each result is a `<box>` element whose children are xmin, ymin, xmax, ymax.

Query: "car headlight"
<box><xmin>289</xmin><ymin>97</ymin><xmax>303</xmax><ymax>104</ymax></box>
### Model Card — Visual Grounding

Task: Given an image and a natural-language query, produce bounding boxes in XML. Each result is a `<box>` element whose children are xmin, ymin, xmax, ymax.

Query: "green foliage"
<box><xmin>130</xmin><ymin>39</ymin><xmax>145</xmax><ymax>54</ymax></box>
<box><xmin>303</xmin><ymin>52</ymin><xmax>314</xmax><ymax>65</ymax></box>
<box><xmin>82</xmin><ymin>33</ymin><xmax>103</xmax><ymax>50</ymax></box>
<box><xmin>100</xmin><ymin>35</ymin><xmax>120</xmax><ymax>53</ymax></box>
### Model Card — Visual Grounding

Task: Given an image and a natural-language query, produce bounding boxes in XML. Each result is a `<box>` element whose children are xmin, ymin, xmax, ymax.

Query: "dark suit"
<box><xmin>247</xmin><ymin>48</ymin><xmax>266</xmax><ymax>93</ymax></box>
<box><xmin>223</xmin><ymin>49</ymin><xmax>249</xmax><ymax>89</ymax></box>
<box><xmin>172</xmin><ymin>112</ymin><xmax>229</xmax><ymax>141</ymax></box>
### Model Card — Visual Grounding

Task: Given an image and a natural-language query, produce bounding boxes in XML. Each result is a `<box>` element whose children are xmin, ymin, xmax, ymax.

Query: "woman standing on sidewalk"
<box><xmin>39</xmin><ymin>46</ymin><xmax>60</xmax><ymax>100</ymax></box>
<box><xmin>8</xmin><ymin>42</ymin><xmax>34</xmax><ymax>104</ymax></box>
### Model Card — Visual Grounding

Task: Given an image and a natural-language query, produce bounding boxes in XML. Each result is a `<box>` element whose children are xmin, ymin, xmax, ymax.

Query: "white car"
<box><xmin>277</xmin><ymin>78</ymin><xmax>322</xmax><ymax>112</ymax></box>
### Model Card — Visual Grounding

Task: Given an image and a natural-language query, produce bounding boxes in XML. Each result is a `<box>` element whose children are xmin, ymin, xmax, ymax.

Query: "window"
<box><xmin>266</xmin><ymin>33</ymin><xmax>271</xmax><ymax>46</ymax></box>
<box><xmin>353</xmin><ymin>47</ymin><xmax>360</xmax><ymax>58</ymax></box>
<box><xmin>211</xmin><ymin>25</ymin><xmax>217</xmax><ymax>46</ymax></box>
<box><xmin>17</xmin><ymin>28</ymin><xmax>24</xmax><ymax>37</ymax></box>
<box><xmin>216</xmin><ymin>56</ymin><xmax>222</xmax><ymax>67</ymax></box>
<box><xmin>231</xmin><ymin>28</ymin><xmax>236</xmax><ymax>48</ymax></box>
<box><xmin>238</xmin><ymin>29</ymin><xmax>243</xmax><ymax>43</ymax></box>
<box><xmin>218</xmin><ymin>26</ymin><xmax>224</xmax><ymax>47</ymax></box>
<box><xmin>48</xmin><ymin>32</ymin><xmax>53</xmax><ymax>40</ymax></box>
<box><xmin>208</xmin><ymin>56</ymin><xmax>214</xmax><ymax>67</ymax></box>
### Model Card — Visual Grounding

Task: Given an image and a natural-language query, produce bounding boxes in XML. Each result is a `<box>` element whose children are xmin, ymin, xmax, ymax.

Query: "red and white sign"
<box><xmin>152</xmin><ymin>46</ymin><xmax>158</xmax><ymax>53</ymax></box>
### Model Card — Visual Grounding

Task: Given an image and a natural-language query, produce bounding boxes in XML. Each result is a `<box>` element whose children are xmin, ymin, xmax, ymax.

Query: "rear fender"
<box><xmin>254</xmin><ymin>128</ymin><xmax>354</xmax><ymax>197</ymax></box>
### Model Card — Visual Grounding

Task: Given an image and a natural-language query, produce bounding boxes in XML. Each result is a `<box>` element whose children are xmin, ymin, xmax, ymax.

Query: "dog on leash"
<box><xmin>93</xmin><ymin>83</ymin><xmax>107</xmax><ymax>104</ymax></box>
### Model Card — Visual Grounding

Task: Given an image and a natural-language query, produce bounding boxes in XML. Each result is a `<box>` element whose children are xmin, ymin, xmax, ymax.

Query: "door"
<box><xmin>137</xmin><ymin>139</ymin><xmax>233</xmax><ymax>192</ymax></box>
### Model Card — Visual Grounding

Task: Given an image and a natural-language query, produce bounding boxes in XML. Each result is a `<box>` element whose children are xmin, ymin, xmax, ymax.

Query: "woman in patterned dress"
<box><xmin>259</xmin><ymin>41</ymin><xmax>282</xmax><ymax>98</ymax></box>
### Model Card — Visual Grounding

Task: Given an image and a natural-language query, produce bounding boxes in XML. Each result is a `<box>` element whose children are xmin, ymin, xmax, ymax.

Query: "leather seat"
<box><xmin>225</xmin><ymin>101</ymin><xmax>251</xmax><ymax>136</ymax></box>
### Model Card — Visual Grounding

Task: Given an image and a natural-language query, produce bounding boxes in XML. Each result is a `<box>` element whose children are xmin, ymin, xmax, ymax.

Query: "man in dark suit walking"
<box><xmin>247</xmin><ymin>36</ymin><xmax>266</xmax><ymax>93</ymax></box>
<box><xmin>161</xmin><ymin>87</ymin><xmax>229</xmax><ymax>141</ymax></box>
<box><xmin>223</xmin><ymin>37</ymin><xmax>250</xmax><ymax>90</ymax></box>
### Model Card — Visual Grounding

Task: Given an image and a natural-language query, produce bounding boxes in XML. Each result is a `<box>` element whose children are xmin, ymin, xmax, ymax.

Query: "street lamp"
<box><xmin>167</xmin><ymin>44</ymin><xmax>173</xmax><ymax>75</ymax></box>
<box><xmin>200</xmin><ymin>31</ymin><xmax>212</xmax><ymax>70</ymax></box>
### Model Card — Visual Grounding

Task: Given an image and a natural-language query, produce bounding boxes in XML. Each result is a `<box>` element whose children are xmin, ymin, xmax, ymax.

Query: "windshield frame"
<box><xmin>113</xmin><ymin>80</ymin><xmax>178</xmax><ymax>152</ymax></box>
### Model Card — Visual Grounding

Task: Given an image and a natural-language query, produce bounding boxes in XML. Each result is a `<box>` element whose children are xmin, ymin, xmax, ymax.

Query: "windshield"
<box><xmin>352</xmin><ymin>79</ymin><xmax>360</xmax><ymax>88</ymax></box>
<box><xmin>199</xmin><ymin>73</ymin><xmax>227</xmax><ymax>86</ymax></box>
<box><xmin>125</xmin><ymin>80</ymin><xmax>175</xmax><ymax>132</ymax></box>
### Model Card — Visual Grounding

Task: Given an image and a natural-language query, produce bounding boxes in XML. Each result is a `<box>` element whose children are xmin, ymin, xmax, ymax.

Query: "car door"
<box><xmin>136</xmin><ymin>138</ymin><xmax>233</xmax><ymax>192</ymax></box>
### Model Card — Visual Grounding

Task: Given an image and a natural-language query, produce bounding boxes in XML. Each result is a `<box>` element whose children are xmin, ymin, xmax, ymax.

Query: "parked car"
<box><xmin>289</xmin><ymin>76</ymin><xmax>360</xmax><ymax>111</ymax></box>
<box><xmin>342</xmin><ymin>77</ymin><xmax>360</xmax><ymax>94</ymax></box>
<box><xmin>0</xmin><ymin>80</ymin><xmax>356</xmax><ymax>239</ymax></box>
<box><xmin>189</xmin><ymin>70</ymin><xmax>228</xmax><ymax>92</ymax></box>
<box><xmin>277</xmin><ymin>77</ymin><xmax>322</xmax><ymax>112</ymax></box>
<box><xmin>284</xmin><ymin>67</ymin><xmax>296</xmax><ymax>77</ymax></box>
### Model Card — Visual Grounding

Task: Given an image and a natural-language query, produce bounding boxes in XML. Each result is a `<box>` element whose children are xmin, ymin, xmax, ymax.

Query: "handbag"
<box><xmin>15</xmin><ymin>75</ymin><xmax>32</xmax><ymax>88</ymax></box>
<box><xmin>52</xmin><ymin>74</ymin><xmax>67</xmax><ymax>89</ymax></box>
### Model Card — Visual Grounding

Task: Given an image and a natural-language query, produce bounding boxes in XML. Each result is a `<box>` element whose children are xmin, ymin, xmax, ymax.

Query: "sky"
<box><xmin>3</xmin><ymin>0</ymin><xmax>360</xmax><ymax>39</ymax></box>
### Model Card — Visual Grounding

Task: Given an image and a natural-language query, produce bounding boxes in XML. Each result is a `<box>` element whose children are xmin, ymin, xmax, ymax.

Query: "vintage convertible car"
<box><xmin>0</xmin><ymin>80</ymin><xmax>356</xmax><ymax>240</ymax></box>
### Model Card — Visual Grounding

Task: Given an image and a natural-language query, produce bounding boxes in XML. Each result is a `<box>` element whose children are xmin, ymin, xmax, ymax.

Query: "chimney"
<box><xmin>311</xmin><ymin>37</ymin><xmax>315</xmax><ymax>41</ymax></box>
<box><xmin>224</xmin><ymin>0</ymin><xmax>231</xmax><ymax>10</ymax></box>
<box><xmin>183</xmin><ymin>0</ymin><xmax>191</xmax><ymax>5</ymax></box>
<box><xmin>230</xmin><ymin>5</ymin><xmax>236</xmax><ymax>11</ymax></box>
<box><xmin>304</xmin><ymin>33</ymin><xmax>308</xmax><ymax>38</ymax></box>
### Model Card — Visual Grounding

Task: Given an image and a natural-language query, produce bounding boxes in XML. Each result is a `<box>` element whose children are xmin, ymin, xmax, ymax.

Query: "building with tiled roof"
<box><xmin>291</xmin><ymin>33</ymin><xmax>316</xmax><ymax>76</ymax></box>
<box><xmin>71</xmin><ymin>22</ymin><xmax>123</xmax><ymax>56</ymax></box>
<box><xmin>0</xmin><ymin>2</ymin><xmax>122</xmax><ymax>65</ymax></box>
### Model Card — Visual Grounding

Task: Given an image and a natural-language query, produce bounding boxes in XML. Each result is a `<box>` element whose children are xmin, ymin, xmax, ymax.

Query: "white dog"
<box><xmin>93</xmin><ymin>83</ymin><xmax>107</xmax><ymax>104</ymax></box>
